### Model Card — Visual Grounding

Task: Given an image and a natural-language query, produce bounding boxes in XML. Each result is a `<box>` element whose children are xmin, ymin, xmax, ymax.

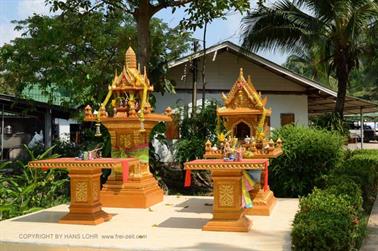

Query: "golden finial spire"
<box><xmin>247</xmin><ymin>74</ymin><xmax>257</xmax><ymax>92</ymax></box>
<box><xmin>238</xmin><ymin>68</ymin><xmax>246</xmax><ymax>82</ymax></box>
<box><xmin>125</xmin><ymin>47</ymin><xmax>137</xmax><ymax>69</ymax></box>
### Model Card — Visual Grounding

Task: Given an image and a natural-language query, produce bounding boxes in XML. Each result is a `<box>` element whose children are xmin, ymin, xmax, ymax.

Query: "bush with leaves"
<box><xmin>292</xmin><ymin>189</ymin><xmax>360</xmax><ymax>251</ymax></box>
<box><xmin>331</xmin><ymin>150</ymin><xmax>378</xmax><ymax>212</ymax></box>
<box><xmin>174</xmin><ymin>100</ymin><xmax>219</xmax><ymax>164</ymax></box>
<box><xmin>0</xmin><ymin>145</ymin><xmax>69</xmax><ymax>220</ymax></box>
<box><xmin>292</xmin><ymin>150</ymin><xmax>378</xmax><ymax>250</ymax></box>
<box><xmin>270</xmin><ymin>125</ymin><xmax>344</xmax><ymax>197</ymax></box>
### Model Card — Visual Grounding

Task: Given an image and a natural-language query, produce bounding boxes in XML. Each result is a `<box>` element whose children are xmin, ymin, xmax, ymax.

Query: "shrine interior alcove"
<box><xmin>233</xmin><ymin>121</ymin><xmax>251</xmax><ymax>140</ymax></box>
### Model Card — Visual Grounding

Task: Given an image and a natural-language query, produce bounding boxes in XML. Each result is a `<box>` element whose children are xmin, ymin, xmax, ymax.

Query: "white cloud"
<box><xmin>0</xmin><ymin>21</ymin><xmax>21</xmax><ymax>46</ymax></box>
<box><xmin>0</xmin><ymin>0</ymin><xmax>54</xmax><ymax>46</ymax></box>
<box><xmin>17</xmin><ymin>0</ymin><xmax>51</xmax><ymax>19</ymax></box>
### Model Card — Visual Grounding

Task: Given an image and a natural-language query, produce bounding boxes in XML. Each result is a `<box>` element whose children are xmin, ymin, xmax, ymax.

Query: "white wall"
<box><xmin>168</xmin><ymin>51</ymin><xmax>306</xmax><ymax>92</ymax></box>
<box><xmin>54</xmin><ymin>118</ymin><xmax>78</xmax><ymax>141</ymax></box>
<box><xmin>155</xmin><ymin>49</ymin><xmax>311</xmax><ymax>128</ymax></box>
<box><xmin>154</xmin><ymin>92</ymin><xmax>308</xmax><ymax>129</ymax></box>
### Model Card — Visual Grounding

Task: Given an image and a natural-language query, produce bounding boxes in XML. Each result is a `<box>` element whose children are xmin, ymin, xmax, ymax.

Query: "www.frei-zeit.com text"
<box><xmin>18</xmin><ymin>233</ymin><xmax>147</xmax><ymax>240</ymax></box>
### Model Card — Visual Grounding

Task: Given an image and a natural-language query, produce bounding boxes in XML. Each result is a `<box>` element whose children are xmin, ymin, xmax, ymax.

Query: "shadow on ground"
<box><xmin>12</xmin><ymin>211</ymin><xmax>117</xmax><ymax>224</ymax></box>
<box><xmin>157</xmin><ymin>217</ymin><xmax>209</xmax><ymax>229</ymax></box>
<box><xmin>174</xmin><ymin>198</ymin><xmax>213</xmax><ymax>213</ymax></box>
<box><xmin>177</xmin><ymin>242</ymin><xmax>260</xmax><ymax>251</ymax></box>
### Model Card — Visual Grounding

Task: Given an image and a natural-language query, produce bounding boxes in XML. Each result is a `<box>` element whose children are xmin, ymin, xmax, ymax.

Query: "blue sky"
<box><xmin>0</xmin><ymin>0</ymin><xmax>288</xmax><ymax>64</ymax></box>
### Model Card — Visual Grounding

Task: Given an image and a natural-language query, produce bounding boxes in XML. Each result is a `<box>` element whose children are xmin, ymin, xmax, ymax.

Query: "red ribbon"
<box><xmin>264</xmin><ymin>160</ymin><xmax>269</xmax><ymax>192</ymax></box>
<box><xmin>122</xmin><ymin>160</ymin><xmax>129</xmax><ymax>182</ymax></box>
<box><xmin>184</xmin><ymin>170</ymin><xmax>191</xmax><ymax>187</ymax></box>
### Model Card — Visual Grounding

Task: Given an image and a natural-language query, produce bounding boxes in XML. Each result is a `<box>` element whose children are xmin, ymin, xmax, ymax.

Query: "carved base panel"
<box><xmin>100</xmin><ymin>176</ymin><xmax>164</xmax><ymax>208</ymax></box>
<box><xmin>246</xmin><ymin>188</ymin><xmax>277</xmax><ymax>216</ymax></box>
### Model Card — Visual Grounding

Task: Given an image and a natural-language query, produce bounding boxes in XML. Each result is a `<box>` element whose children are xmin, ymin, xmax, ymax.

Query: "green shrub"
<box><xmin>350</xmin><ymin>149</ymin><xmax>378</xmax><ymax>157</ymax></box>
<box><xmin>270</xmin><ymin>125</ymin><xmax>344</xmax><ymax>197</ymax></box>
<box><xmin>332</xmin><ymin>152</ymin><xmax>378</xmax><ymax>212</ymax></box>
<box><xmin>292</xmin><ymin>189</ymin><xmax>357</xmax><ymax>251</ymax></box>
<box><xmin>324</xmin><ymin>175</ymin><xmax>363</xmax><ymax>211</ymax></box>
<box><xmin>0</xmin><ymin>145</ymin><xmax>69</xmax><ymax>220</ymax></box>
<box><xmin>174</xmin><ymin>100</ymin><xmax>220</xmax><ymax>164</ymax></box>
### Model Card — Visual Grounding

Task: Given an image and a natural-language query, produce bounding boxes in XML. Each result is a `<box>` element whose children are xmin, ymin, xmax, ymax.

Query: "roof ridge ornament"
<box><xmin>125</xmin><ymin>47</ymin><xmax>137</xmax><ymax>69</ymax></box>
<box><xmin>238</xmin><ymin>68</ymin><xmax>246</xmax><ymax>82</ymax></box>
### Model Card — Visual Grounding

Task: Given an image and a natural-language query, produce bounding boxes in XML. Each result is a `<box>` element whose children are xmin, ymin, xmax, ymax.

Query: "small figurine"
<box><xmin>205</xmin><ymin>140</ymin><xmax>212</xmax><ymax>152</ymax></box>
<box><xmin>276</xmin><ymin>138</ymin><xmax>283</xmax><ymax>148</ymax></box>
<box><xmin>244</xmin><ymin>135</ymin><xmax>251</xmax><ymax>144</ymax></box>
<box><xmin>84</xmin><ymin>105</ymin><xmax>94</xmax><ymax>119</ymax></box>
<box><xmin>99</xmin><ymin>105</ymin><xmax>108</xmax><ymax>118</ymax></box>
<box><xmin>268</xmin><ymin>139</ymin><xmax>275</xmax><ymax>152</ymax></box>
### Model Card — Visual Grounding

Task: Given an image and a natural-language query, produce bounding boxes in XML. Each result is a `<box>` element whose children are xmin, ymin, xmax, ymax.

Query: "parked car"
<box><xmin>349</xmin><ymin>124</ymin><xmax>376</xmax><ymax>142</ymax></box>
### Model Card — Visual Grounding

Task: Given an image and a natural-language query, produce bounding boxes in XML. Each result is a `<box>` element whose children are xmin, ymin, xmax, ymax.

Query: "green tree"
<box><xmin>284</xmin><ymin>44</ymin><xmax>338</xmax><ymax>90</ymax></box>
<box><xmin>47</xmin><ymin>0</ymin><xmax>250</xmax><ymax>69</ymax></box>
<box><xmin>349</xmin><ymin>21</ymin><xmax>378</xmax><ymax>101</ymax></box>
<box><xmin>242</xmin><ymin>0</ymin><xmax>378</xmax><ymax>117</ymax></box>
<box><xmin>0</xmin><ymin>10</ymin><xmax>192</xmax><ymax>106</ymax></box>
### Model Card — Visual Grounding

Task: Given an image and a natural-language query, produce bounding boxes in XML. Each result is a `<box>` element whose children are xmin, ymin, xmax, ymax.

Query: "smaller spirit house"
<box><xmin>202</xmin><ymin>68</ymin><xmax>282</xmax><ymax>216</ymax></box>
<box><xmin>218</xmin><ymin>68</ymin><xmax>271</xmax><ymax>142</ymax></box>
<box><xmin>205</xmin><ymin>68</ymin><xmax>282</xmax><ymax>159</ymax></box>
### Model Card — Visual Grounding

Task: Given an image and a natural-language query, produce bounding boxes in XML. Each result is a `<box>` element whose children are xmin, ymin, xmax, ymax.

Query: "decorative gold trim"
<box><xmin>28</xmin><ymin>158</ymin><xmax>140</xmax><ymax>170</ymax></box>
<box><xmin>184</xmin><ymin>161</ymin><xmax>266</xmax><ymax>170</ymax></box>
<box><xmin>219</xmin><ymin>184</ymin><xmax>234</xmax><ymax>207</ymax></box>
<box><xmin>75</xmin><ymin>182</ymin><xmax>88</xmax><ymax>202</ymax></box>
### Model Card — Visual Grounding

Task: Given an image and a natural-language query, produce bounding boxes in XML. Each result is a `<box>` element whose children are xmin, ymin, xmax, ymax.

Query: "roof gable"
<box><xmin>218</xmin><ymin>68</ymin><xmax>271</xmax><ymax>116</ymax></box>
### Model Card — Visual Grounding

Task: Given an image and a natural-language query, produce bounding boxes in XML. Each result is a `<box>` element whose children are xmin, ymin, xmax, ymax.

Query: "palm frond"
<box><xmin>241</xmin><ymin>0</ymin><xmax>321</xmax><ymax>54</ymax></box>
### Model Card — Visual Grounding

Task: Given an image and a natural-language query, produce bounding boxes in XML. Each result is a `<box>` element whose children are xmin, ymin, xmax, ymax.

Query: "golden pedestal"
<box><xmin>99</xmin><ymin>117</ymin><xmax>169</xmax><ymax>208</ymax></box>
<box><xmin>100</xmin><ymin>160</ymin><xmax>163</xmax><ymax>208</ymax></box>
<box><xmin>28</xmin><ymin>158</ymin><xmax>133</xmax><ymax>225</ymax></box>
<box><xmin>247</xmin><ymin>188</ymin><xmax>277</xmax><ymax>216</ymax></box>
<box><xmin>203</xmin><ymin>169</ymin><xmax>252</xmax><ymax>232</ymax></box>
<box><xmin>185</xmin><ymin>159</ymin><xmax>268</xmax><ymax>232</ymax></box>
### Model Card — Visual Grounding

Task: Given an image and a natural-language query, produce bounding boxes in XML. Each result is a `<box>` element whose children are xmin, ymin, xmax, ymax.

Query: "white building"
<box><xmin>155</xmin><ymin>41</ymin><xmax>377</xmax><ymax>129</ymax></box>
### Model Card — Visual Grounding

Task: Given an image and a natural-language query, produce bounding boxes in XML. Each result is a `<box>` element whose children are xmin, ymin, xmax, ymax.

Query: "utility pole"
<box><xmin>191</xmin><ymin>41</ymin><xmax>199</xmax><ymax>117</ymax></box>
<box><xmin>201</xmin><ymin>21</ymin><xmax>208</xmax><ymax>109</ymax></box>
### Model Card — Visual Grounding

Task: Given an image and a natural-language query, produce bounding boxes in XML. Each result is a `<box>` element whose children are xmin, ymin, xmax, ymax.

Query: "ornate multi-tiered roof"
<box><xmin>84</xmin><ymin>47</ymin><xmax>171</xmax><ymax>125</ymax></box>
<box><xmin>218</xmin><ymin>68</ymin><xmax>271</xmax><ymax>116</ymax></box>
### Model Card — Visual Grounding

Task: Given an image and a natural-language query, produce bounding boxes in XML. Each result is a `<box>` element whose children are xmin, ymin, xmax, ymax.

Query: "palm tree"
<box><xmin>284</xmin><ymin>44</ymin><xmax>337</xmax><ymax>89</ymax></box>
<box><xmin>241</xmin><ymin>0</ymin><xmax>378</xmax><ymax>117</ymax></box>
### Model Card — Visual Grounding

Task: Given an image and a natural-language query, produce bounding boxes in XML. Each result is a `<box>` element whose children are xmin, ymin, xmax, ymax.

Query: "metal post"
<box><xmin>191</xmin><ymin>41</ymin><xmax>198</xmax><ymax>117</ymax></box>
<box><xmin>44</xmin><ymin>109</ymin><xmax>52</xmax><ymax>148</ymax></box>
<box><xmin>360</xmin><ymin>107</ymin><xmax>364</xmax><ymax>149</ymax></box>
<box><xmin>1</xmin><ymin>104</ymin><xmax>4</xmax><ymax>160</ymax></box>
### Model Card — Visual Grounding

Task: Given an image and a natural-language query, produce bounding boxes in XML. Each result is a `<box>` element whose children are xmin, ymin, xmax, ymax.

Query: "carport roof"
<box><xmin>0</xmin><ymin>93</ymin><xmax>74</xmax><ymax>119</ymax></box>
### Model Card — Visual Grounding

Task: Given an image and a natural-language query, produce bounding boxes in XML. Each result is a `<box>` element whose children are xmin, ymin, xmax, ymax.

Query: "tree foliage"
<box><xmin>242</xmin><ymin>0</ymin><xmax>378</xmax><ymax>116</ymax></box>
<box><xmin>47</xmin><ymin>0</ymin><xmax>250</xmax><ymax>68</ymax></box>
<box><xmin>0</xmin><ymin>10</ymin><xmax>192</xmax><ymax>106</ymax></box>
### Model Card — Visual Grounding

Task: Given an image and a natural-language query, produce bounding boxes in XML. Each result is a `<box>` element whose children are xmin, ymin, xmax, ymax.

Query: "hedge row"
<box><xmin>270</xmin><ymin>125</ymin><xmax>345</xmax><ymax>197</ymax></box>
<box><xmin>291</xmin><ymin>150</ymin><xmax>378</xmax><ymax>251</ymax></box>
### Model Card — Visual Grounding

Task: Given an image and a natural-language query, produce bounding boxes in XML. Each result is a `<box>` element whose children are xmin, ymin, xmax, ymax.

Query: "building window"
<box><xmin>281</xmin><ymin>113</ymin><xmax>295</xmax><ymax>126</ymax></box>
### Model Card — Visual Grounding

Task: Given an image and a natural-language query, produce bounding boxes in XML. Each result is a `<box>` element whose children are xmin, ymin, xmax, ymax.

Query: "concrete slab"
<box><xmin>361</xmin><ymin>193</ymin><xmax>378</xmax><ymax>251</ymax></box>
<box><xmin>347</xmin><ymin>142</ymin><xmax>378</xmax><ymax>150</ymax></box>
<box><xmin>0</xmin><ymin>196</ymin><xmax>299</xmax><ymax>251</ymax></box>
